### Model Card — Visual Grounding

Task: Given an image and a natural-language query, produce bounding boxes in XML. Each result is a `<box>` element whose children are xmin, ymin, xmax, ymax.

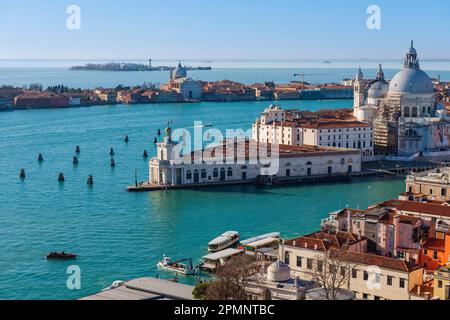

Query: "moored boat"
<box><xmin>240</xmin><ymin>232</ymin><xmax>281</xmax><ymax>246</ymax></box>
<box><xmin>208</xmin><ymin>231</ymin><xmax>240</xmax><ymax>253</ymax></box>
<box><xmin>46</xmin><ymin>252</ymin><xmax>77</xmax><ymax>260</ymax></box>
<box><xmin>157</xmin><ymin>256</ymin><xmax>198</xmax><ymax>276</ymax></box>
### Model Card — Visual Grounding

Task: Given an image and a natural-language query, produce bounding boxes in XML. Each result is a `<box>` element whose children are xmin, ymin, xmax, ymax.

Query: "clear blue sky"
<box><xmin>1</xmin><ymin>0</ymin><xmax>449</xmax><ymax>60</ymax></box>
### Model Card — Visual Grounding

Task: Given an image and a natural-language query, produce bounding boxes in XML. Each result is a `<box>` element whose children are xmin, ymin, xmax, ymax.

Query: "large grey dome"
<box><xmin>389</xmin><ymin>68</ymin><xmax>433</xmax><ymax>94</ymax></box>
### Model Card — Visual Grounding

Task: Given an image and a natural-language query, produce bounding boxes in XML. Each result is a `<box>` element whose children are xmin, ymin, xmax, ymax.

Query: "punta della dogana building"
<box><xmin>132</xmin><ymin>126</ymin><xmax>362</xmax><ymax>191</ymax></box>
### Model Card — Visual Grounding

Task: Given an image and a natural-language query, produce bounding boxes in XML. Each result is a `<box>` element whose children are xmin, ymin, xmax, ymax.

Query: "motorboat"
<box><xmin>208</xmin><ymin>231</ymin><xmax>240</xmax><ymax>253</ymax></box>
<box><xmin>157</xmin><ymin>256</ymin><xmax>198</xmax><ymax>276</ymax></box>
<box><xmin>46</xmin><ymin>252</ymin><xmax>77</xmax><ymax>260</ymax></box>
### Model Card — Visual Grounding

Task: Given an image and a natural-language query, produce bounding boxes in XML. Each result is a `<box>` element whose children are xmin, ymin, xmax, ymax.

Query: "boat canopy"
<box><xmin>208</xmin><ymin>231</ymin><xmax>239</xmax><ymax>246</ymax></box>
<box><xmin>203</xmin><ymin>248</ymin><xmax>243</xmax><ymax>262</ymax></box>
<box><xmin>240</xmin><ymin>232</ymin><xmax>280</xmax><ymax>246</ymax></box>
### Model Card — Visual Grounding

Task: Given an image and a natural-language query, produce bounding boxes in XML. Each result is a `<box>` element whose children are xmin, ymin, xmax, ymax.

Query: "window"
<box><xmin>186</xmin><ymin>170</ymin><xmax>192</xmax><ymax>180</ymax></box>
<box><xmin>317</xmin><ymin>260</ymin><xmax>323</xmax><ymax>272</ymax></box>
<box><xmin>363</xmin><ymin>271</ymin><xmax>369</xmax><ymax>281</ymax></box>
<box><xmin>362</xmin><ymin>293</ymin><xmax>369</xmax><ymax>300</ymax></box>
<box><xmin>438</xmin><ymin>280</ymin><xmax>443</xmax><ymax>288</ymax></box>
<box><xmin>433</xmin><ymin>251</ymin><xmax>439</xmax><ymax>260</ymax></box>
<box><xmin>227</xmin><ymin>167</ymin><xmax>233</xmax><ymax>177</ymax></box>
<box><xmin>285</xmin><ymin>252</ymin><xmax>290</xmax><ymax>265</ymax></box>
<box><xmin>296</xmin><ymin>256</ymin><xmax>303</xmax><ymax>268</ymax></box>
<box><xmin>387</xmin><ymin>276</ymin><xmax>393</xmax><ymax>286</ymax></box>
<box><xmin>307</xmin><ymin>258</ymin><xmax>313</xmax><ymax>270</ymax></box>
<box><xmin>442</xmin><ymin>188</ymin><xmax>447</xmax><ymax>197</ymax></box>
<box><xmin>213</xmin><ymin>168</ymin><xmax>218</xmax><ymax>178</ymax></box>
<box><xmin>374</xmin><ymin>296</ymin><xmax>381</xmax><ymax>301</ymax></box>
<box><xmin>423</xmin><ymin>249</ymin><xmax>428</xmax><ymax>256</ymax></box>
<box><xmin>340</xmin><ymin>266</ymin><xmax>346</xmax><ymax>277</ymax></box>
<box><xmin>399</xmin><ymin>278</ymin><xmax>406</xmax><ymax>289</ymax></box>
<box><xmin>352</xmin><ymin>269</ymin><xmax>358</xmax><ymax>279</ymax></box>
<box><xmin>201</xmin><ymin>169</ymin><xmax>207</xmax><ymax>179</ymax></box>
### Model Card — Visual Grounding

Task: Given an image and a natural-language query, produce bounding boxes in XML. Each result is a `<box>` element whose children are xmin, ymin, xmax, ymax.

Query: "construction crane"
<box><xmin>293</xmin><ymin>72</ymin><xmax>308</xmax><ymax>90</ymax></box>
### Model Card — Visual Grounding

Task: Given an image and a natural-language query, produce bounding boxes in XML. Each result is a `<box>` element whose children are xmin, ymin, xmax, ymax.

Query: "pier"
<box><xmin>80</xmin><ymin>277</ymin><xmax>194</xmax><ymax>301</ymax></box>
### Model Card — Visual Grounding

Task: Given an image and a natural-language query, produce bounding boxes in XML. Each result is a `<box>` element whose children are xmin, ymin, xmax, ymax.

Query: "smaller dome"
<box><xmin>408</xmin><ymin>41</ymin><xmax>417</xmax><ymax>55</ymax></box>
<box><xmin>368</xmin><ymin>80</ymin><xmax>389</xmax><ymax>99</ymax></box>
<box><xmin>267</xmin><ymin>261</ymin><xmax>290</xmax><ymax>282</ymax></box>
<box><xmin>172</xmin><ymin>62</ymin><xmax>187</xmax><ymax>79</ymax></box>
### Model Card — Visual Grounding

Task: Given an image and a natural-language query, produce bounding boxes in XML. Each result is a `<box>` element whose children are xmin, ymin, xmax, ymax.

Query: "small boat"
<box><xmin>46</xmin><ymin>252</ymin><xmax>77</xmax><ymax>260</ymax></box>
<box><xmin>208</xmin><ymin>231</ymin><xmax>240</xmax><ymax>253</ymax></box>
<box><xmin>102</xmin><ymin>280</ymin><xmax>124</xmax><ymax>291</ymax></box>
<box><xmin>240</xmin><ymin>232</ymin><xmax>281</xmax><ymax>246</ymax></box>
<box><xmin>157</xmin><ymin>256</ymin><xmax>198</xmax><ymax>276</ymax></box>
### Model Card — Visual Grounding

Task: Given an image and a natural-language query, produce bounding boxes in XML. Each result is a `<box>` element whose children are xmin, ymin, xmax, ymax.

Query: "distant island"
<box><xmin>70</xmin><ymin>61</ymin><xmax>212</xmax><ymax>72</ymax></box>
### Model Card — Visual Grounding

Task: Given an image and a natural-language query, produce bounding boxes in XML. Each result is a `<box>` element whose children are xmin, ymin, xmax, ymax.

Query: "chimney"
<box><xmin>314</xmin><ymin>244</ymin><xmax>318</xmax><ymax>251</ymax></box>
<box><xmin>293</xmin><ymin>241</ymin><xmax>297</xmax><ymax>247</ymax></box>
<box><xmin>347</xmin><ymin>210</ymin><xmax>351</xmax><ymax>232</ymax></box>
<box><xmin>304</xmin><ymin>242</ymin><xmax>308</xmax><ymax>249</ymax></box>
<box><xmin>417</xmin><ymin>286</ymin><xmax>421</xmax><ymax>296</ymax></box>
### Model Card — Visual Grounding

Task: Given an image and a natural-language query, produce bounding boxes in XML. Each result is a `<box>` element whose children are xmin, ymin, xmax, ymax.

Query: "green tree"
<box><xmin>192</xmin><ymin>282</ymin><xmax>210</xmax><ymax>300</ymax></box>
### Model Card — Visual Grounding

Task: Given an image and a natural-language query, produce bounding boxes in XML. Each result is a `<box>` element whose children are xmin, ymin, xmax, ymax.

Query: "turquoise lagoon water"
<box><xmin>0</xmin><ymin>99</ymin><xmax>405</xmax><ymax>300</ymax></box>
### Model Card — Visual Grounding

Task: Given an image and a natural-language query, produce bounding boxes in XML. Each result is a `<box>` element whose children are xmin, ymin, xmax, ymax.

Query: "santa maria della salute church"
<box><xmin>353</xmin><ymin>41</ymin><xmax>450</xmax><ymax>156</ymax></box>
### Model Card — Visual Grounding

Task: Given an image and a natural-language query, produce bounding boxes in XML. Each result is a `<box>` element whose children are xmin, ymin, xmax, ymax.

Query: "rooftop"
<box><xmin>80</xmin><ymin>277</ymin><xmax>194</xmax><ymax>300</ymax></box>
<box><xmin>284</xmin><ymin>231</ymin><xmax>364</xmax><ymax>252</ymax></box>
<box><xmin>180</xmin><ymin>139</ymin><xmax>360</xmax><ymax>164</ymax></box>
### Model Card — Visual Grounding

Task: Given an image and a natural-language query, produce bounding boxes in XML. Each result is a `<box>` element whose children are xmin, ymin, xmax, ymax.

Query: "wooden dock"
<box><xmin>80</xmin><ymin>277</ymin><xmax>194</xmax><ymax>301</ymax></box>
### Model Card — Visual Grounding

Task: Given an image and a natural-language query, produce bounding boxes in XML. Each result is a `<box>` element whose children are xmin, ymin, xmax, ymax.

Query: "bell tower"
<box><xmin>353</xmin><ymin>67</ymin><xmax>365</xmax><ymax>109</ymax></box>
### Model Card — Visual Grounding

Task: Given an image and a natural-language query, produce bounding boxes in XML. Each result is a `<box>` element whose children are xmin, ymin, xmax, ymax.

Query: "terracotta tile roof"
<box><xmin>284</xmin><ymin>231</ymin><xmax>363</xmax><ymax>252</ymax></box>
<box><xmin>422</xmin><ymin>238</ymin><xmax>446</xmax><ymax>251</ymax></box>
<box><xmin>331</xmin><ymin>249</ymin><xmax>422</xmax><ymax>273</ymax></box>
<box><xmin>300</xmin><ymin>120</ymin><xmax>371</xmax><ymax>130</ymax></box>
<box><xmin>396</xmin><ymin>201</ymin><xmax>450</xmax><ymax>218</ymax></box>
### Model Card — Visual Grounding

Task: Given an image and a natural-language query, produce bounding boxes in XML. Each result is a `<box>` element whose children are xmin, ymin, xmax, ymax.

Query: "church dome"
<box><xmin>172</xmin><ymin>62</ymin><xmax>187</xmax><ymax>79</ymax></box>
<box><xmin>389</xmin><ymin>41</ymin><xmax>433</xmax><ymax>95</ymax></box>
<box><xmin>389</xmin><ymin>68</ymin><xmax>433</xmax><ymax>94</ymax></box>
<box><xmin>368</xmin><ymin>80</ymin><xmax>389</xmax><ymax>99</ymax></box>
<box><xmin>267</xmin><ymin>261</ymin><xmax>290</xmax><ymax>282</ymax></box>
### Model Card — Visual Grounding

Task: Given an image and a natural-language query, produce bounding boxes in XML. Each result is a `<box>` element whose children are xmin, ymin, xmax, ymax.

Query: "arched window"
<box><xmin>241</xmin><ymin>165</ymin><xmax>248</xmax><ymax>170</ymax></box>
<box><xmin>411</xmin><ymin>107</ymin><xmax>418</xmax><ymax>118</ymax></box>
<box><xmin>213</xmin><ymin>168</ymin><xmax>219</xmax><ymax>178</ymax></box>
<box><xmin>186</xmin><ymin>170</ymin><xmax>192</xmax><ymax>180</ymax></box>
<box><xmin>405</xmin><ymin>129</ymin><xmax>418</xmax><ymax>137</ymax></box>
<box><xmin>285</xmin><ymin>162</ymin><xmax>292</xmax><ymax>167</ymax></box>
<box><xmin>306</xmin><ymin>161</ymin><xmax>313</xmax><ymax>166</ymax></box>
<box><xmin>201</xmin><ymin>169</ymin><xmax>207</xmax><ymax>179</ymax></box>
<box><xmin>404</xmin><ymin>107</ymin><xmax>410</xmax><ymax>118</ymax></box>
<box><xmin>227</xmin><ymin>167</ymin><xmax>233</xmax><ymax>177</ymax></box>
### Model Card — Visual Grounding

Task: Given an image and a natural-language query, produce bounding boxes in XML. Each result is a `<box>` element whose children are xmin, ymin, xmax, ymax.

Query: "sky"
<box><xmin>1</xmin><ymin>0</ymin><xmax>450</xmax><ymax>60</ymax></box>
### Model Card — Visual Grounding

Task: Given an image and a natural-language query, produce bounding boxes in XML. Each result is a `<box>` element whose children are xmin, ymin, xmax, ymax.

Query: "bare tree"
<box><xmin>313</xmin><ymin>249</ymin><xmax>356</xmax><ymax>300</ymax></box>
<box><xmin>206</xmin><ymin>255</ymin><xmax>261</xmax><ymax>300</ymax></box>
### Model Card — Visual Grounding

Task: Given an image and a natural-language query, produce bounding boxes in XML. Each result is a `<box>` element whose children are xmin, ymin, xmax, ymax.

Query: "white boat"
<box><xmin>102</xmin><ymin>280</ymin><xmax>124</xmax><ymax>291</ymax></box>
<box><xmin>157</xmin><ymin>256</ymin><xmax>198</xmax><ymax>276</ymax></box>
<box><xmin>240</xmin><ymin>232</ymin><xmax>281</xmax><ymax>246</ymax></box>
<box><xmin>208</xmin><ymin>231</ymin><xmax>240</xmax><ymax>252</ymax></box>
